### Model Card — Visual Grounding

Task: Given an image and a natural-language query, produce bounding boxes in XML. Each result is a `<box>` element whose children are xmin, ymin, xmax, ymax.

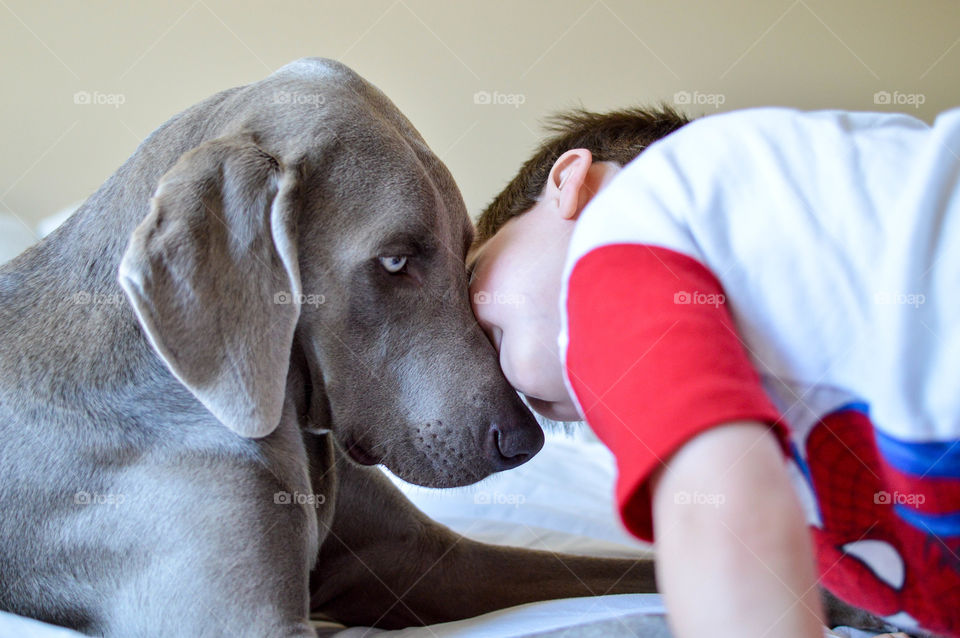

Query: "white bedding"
<box><xmin>314</xmin><ymin>428</ymin><xmax>664</xmax><ymax>636</ymax></box>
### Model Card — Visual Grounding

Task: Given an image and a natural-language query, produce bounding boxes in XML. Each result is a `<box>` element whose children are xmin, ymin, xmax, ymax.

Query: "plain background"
<box><xmin>2</xmin><ymin>0</ymin><xmax>959</xmax><ymax>230</ymax></box>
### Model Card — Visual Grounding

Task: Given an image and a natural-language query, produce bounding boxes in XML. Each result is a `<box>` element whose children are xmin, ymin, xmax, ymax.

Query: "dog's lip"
<box><xmin>344</xmin><ymin>438</ymin><xmax>382</xmax><ymax>466</ymax></box>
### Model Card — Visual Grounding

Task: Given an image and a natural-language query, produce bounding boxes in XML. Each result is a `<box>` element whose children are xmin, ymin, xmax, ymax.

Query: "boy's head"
<box><xmin>468</xmin><ymin>106</ymin><xmax>690</xmax><ymax>421</ymax></box>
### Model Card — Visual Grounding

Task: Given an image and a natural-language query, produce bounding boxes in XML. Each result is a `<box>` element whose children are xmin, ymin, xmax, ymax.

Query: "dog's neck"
<box><xmin>0</xmin><ymin>89</ymin><xmax>238</xmax><ymax>415</ymax></box>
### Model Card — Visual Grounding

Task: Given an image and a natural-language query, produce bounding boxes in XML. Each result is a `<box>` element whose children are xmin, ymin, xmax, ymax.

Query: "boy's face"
<box><xmin>468</xmin><ymin>198</ymin><xmax>580</xmax><ymax>421</ymax></box>
<box><xmin>467</xmin><ymin>150</ymin><xmax>621</xmax><ymax>422</ymax></box>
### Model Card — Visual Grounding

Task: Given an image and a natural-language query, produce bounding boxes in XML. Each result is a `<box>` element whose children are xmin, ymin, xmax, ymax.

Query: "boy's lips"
<box><xmin>525</xmin><ymin>394</ymin><xmax>579</xmax><ymax>422</ymax></box>
<box><xmin>525</xmin><ymin>395</ymin><xmax>553</xmax><ymax>414</ymax></box>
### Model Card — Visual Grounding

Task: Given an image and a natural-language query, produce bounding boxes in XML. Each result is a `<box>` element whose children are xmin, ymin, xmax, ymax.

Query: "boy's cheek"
<box><xmin>468</xmin><ymin>284</ymin><xmax>492</xmax><ymax>320</ymax></box>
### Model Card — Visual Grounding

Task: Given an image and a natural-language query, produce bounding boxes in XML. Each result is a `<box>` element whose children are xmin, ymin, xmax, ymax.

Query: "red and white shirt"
<box><xmin>559</xmin><ymin>107</ymin><xmax>960</xmax><ymax>636</ymax></box>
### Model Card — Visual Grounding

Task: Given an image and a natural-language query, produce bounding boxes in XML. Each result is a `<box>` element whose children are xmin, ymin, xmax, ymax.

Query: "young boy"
<box><xmin>467</xmin><ymin>106</ymin><xmax>960</xmax><ymax>638</ymax></box>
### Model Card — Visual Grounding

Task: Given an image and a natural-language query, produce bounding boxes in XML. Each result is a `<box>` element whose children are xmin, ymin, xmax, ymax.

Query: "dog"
<box><xmin>0</xmin><ymin>58</ymin><xmax>657</xmax><ymax>636</ymax></box>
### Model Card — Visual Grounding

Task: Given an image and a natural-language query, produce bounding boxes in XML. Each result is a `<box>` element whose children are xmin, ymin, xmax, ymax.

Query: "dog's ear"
<box><xmin>119</xmin><ymin>134</ymin><xmax>302</xmax><ymax>438</ymax></box>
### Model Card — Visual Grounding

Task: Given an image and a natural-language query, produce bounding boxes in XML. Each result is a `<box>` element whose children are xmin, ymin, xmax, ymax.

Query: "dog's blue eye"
<box><xmin>379</xmin><ymin>255</ymin><xmax>407</xmax><ymax>274</ymax></box>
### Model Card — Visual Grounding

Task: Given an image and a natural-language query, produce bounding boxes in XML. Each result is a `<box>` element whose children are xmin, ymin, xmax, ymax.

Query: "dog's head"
<box><xmin>118</xmin><ymin>58</ymin><xmax>542</xmax><ymax>487</ymax></box>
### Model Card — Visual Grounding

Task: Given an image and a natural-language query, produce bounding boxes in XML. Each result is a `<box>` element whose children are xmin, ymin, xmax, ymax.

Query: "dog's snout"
<box><xmin>484</xmin><ymin>418</ymin><xmax>545</xmax><ymax>471</ymax></box>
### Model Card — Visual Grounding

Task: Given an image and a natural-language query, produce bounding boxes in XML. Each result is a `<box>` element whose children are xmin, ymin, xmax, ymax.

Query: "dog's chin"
<box><xmin>383</xmin><ymin>456</ymin><xmax>491</xmax><ymax>489</ymax></box>
<box><xmin>333</xmin><ymin>427</ymin><xmax>493</xmax><ymax>487</ymax></box>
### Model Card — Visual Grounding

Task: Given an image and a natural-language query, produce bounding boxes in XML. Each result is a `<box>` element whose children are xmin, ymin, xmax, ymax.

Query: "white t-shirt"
<box><xmin>558</xmin><ymin>107</ymin><xmax>960</xmax><ymax>636</ymax></box>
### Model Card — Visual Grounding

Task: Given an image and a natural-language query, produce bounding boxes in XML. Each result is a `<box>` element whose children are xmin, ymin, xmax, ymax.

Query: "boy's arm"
<box><xmin>564</xmin><ymin>243</ymin><xmax>822</xmax><ymax>634</ymax></box>
<box><xmin>651</xmin><ymin>421</ymin><xmax>824</xmax><ymax>638</ymax></box>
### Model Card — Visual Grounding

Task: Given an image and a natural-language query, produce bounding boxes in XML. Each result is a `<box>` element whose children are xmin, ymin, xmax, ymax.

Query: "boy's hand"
<box><xmin>651</xmin><ymin>421</ymin><xmax>824</xmax><ymax>638</ymax></box>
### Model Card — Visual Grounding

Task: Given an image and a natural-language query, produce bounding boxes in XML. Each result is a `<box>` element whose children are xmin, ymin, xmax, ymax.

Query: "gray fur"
<box><xmin>0</xmin><ymin>59</ymin><xmax>656</xmax><ymax>636</ymax></box>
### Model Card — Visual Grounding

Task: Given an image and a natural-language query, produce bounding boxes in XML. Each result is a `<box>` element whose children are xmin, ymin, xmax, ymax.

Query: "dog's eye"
<box><xmin>378</xmin><ymin>255</ymin><xmax>408</xmax><ymax>274</ymax></box>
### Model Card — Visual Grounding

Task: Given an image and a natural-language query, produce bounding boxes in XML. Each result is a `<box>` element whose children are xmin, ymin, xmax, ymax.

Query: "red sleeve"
<box><xmin>564</xmin><ymin>243</ymin><xmax>787</xmax><ymax>542</ymax></box>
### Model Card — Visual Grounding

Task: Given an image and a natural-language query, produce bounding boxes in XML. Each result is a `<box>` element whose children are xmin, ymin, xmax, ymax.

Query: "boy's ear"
<box><xmin>546</xmin><ymin>148</ymin><xmax>593</xmax><ymax>220</ymax></box>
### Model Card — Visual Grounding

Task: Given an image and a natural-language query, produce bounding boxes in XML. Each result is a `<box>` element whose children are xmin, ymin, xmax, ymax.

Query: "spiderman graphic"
<box><xmin>797</xmin><ymin>403</ymin><xmax>960</xmax><ymax>636</ymax></box>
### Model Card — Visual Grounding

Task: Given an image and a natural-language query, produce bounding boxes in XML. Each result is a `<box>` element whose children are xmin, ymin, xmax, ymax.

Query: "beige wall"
<box><xmin>2</xmin><ymin>0</ymin><xmax>959</xmax><ymax>228</ymax></box>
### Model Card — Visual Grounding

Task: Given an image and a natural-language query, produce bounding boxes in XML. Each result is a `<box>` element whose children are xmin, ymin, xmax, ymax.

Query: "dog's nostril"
<box><xmin>495</xmin><ymin>429</ymin><xmax>526</xmax><ymax>460</ymax></box>
<box><xmin>484</xmin><ymin>422</ymin><xmax>543</xmax><ymax>471</ymax></box>
<box><xmin>493</xmin><ymin>428</ymin><xmax>508</xmax><ymax>459</ymax></box>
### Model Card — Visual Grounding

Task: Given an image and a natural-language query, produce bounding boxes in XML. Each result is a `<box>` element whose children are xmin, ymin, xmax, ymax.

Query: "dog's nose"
<box><xmin>484</xmin><ymin>420</ymin><xmax>545</xmax><ymax>471</ymax></box>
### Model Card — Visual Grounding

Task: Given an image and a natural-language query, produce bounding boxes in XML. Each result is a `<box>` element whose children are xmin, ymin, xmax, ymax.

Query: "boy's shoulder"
<box><xmin>589</xmin><ymin>105</ymin><xmax>932</xmax><ymax>227</ymax></box>
<box><xmin>658</xmin><ymin>106</ymin><xmax>928</xmax><ymax>143</ymax></box>
<box><xmin>566</xmin><ymin>106</ymin><xmax>933</xmax><ymax>286</ymax></box>
<box><xmin>628</xmin><ymin>106</ymin><xmax>929</xmax><ymax>174</ymax></box>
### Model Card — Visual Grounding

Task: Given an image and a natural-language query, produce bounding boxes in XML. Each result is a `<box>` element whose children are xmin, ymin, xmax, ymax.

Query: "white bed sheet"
<box><xmin>319</xmin><ymin>594</ymin><xmax>668</xmax><ymax>638</ymax></box>
<box><xmin>314</xmin><ymin>429</ymin><xmax>890</xmax><ymax>638</ymax></box>
<box><xmin>315</xmin><ymin>429</ymin><xmax>664</xmax><ymax>636</ymax></box>
<box><xmin>383</xmin><ymin>427</ymin><xmax>649</xmax><ymax>556</ymax></box>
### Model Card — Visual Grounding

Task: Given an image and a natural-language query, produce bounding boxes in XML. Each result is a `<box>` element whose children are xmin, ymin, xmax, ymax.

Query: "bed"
<box><xmin>0</xmin><ymin>214</ymin><xmax>892</xmax><ymax>638</ymax></box>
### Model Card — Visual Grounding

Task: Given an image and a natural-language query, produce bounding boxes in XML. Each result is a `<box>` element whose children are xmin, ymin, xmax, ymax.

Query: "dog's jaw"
<box><xmin>294</xmin><ymin>340</ymin><xmax>335</xmax><ymax>435</ymax></box>
<box><xmin>342</xmin><ymin>436</ymin><xmax>382</xmax><ymax>466</ymax></box>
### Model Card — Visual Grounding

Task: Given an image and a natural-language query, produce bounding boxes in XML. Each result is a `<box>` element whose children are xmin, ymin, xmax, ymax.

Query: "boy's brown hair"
<box><xmin>474</xmin><ymin>105</ymin><xmax>691</xmax><ymax>247</ymax></box>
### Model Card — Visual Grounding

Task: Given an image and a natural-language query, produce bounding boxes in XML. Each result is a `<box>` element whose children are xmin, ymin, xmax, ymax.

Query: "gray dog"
<box><xmin>0</xmin><ymin>58</ymin><xmax>656</xmax><ymax>636</ymax></box>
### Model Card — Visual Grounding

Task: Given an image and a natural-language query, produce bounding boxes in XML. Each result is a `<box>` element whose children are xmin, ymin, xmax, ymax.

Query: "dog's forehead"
<box><xmin>249</xmin><ymin>59</ymin><xmax>472</xmax><ymax>257</ymax></box>
<box><xmin>262</xmin><ymin>58</ymin><xmax>421</xmax><ymax>137</ymax></box>
<box><xmin>350</xmin><ymin>162</ymin><xmax>469</xmax><ymax>257</ymax></box>
<box><xmin>270</xmin><ymin>57</ymin><xmax>348</xmax><ymax>78</ymax></box>
<box><xmin>315</xmin><ymin>141</ymin><xmax>471</xmax><ymax>265</ymax></box>
<box><xmin>243</xmin><ymin>60</ymin><xmax>437</xmax><ymax>173</ymax></box>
